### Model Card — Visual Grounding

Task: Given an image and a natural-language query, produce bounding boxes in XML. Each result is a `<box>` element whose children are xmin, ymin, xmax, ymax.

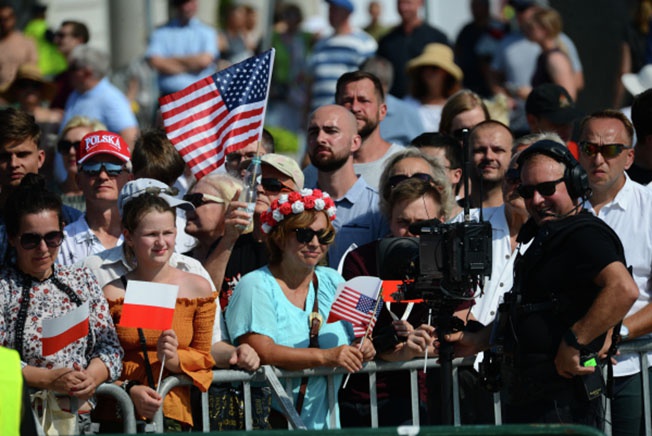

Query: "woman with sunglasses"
<box><xmin>55</xmin><ymin>116</ymin><xmax>107</xmax><ymax>213</ymax></box>
<box><xmin>225</xmin><ymin>189</ymin><xmax>375</xmax><ymax>429</ymax></box>
<box><xmin>0</xmin><ymin>174</ymin><xmax>123</xmax><ymax>433</ymax></box>
<box><xmin>101</xmin><ymin>191</ymin><xmax>215</xmax><ymax>431</ymax></box>
<box><xmin>339</xmin><ymin>162</ymin><xmax>470</xmax><ymax>426</ymax></box>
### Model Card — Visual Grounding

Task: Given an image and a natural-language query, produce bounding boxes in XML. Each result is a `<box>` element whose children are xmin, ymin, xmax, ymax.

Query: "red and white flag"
<box><xmin>160</xmin><ymin>49</ymin><xmax>275</xmax><ymax>180</ymax></box>
<box><xmin>119</xmin><ymin>280</ymin><xmax>179</xmax><ymax>331</ymax></box>
<box><xmin>42</xmin><ymin>302</ymin><xmax>89</xmax><ymax>356</ymax></box>
<box><xmin>327</xmin><ymin>276</ymin><xmax>383</xmax><ymax>338</ymax></box>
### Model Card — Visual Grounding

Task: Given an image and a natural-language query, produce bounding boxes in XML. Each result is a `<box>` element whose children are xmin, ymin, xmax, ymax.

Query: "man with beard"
<box><xmin>451</xmin><ymin>140</ymin><xmax>638</xmax><ymax>427</ymax></box>
<box><xmin>303</xmin><ymin>71</ymin><xmax>403</xmax><ymax>190</ymax></box>
<box><xmin>467</xmin><ymin>120</ymin><xmax>513</xmax><ymax>208</ymax></box>
<box><xmin>306</xmin><ymin>104</ymin><xmax>388</xmax><ymax>268</ymax></box>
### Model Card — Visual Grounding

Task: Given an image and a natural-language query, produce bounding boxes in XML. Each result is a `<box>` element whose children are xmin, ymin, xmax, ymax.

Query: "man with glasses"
<box><xmin>467</xmin><ymin>119</ymin><xmax>514</xmax><ymax>209</ymax></box>
<box><xmin>452</xmin><ymin>139</ymin><xmax>637</xmax><ymax>427</ymax></box>
<box><xmin>50</xmin><ymin>20</ymin><xmax>89</xmax><ymax>110</ymax></box>
<box><xmin>57</xmin><ymin>130</ymin><xmax>133</xmax><ymax>265</ymax></box>
<box><xmin>577</xmin><ymin>110</ymin><xmax>652</xmax><ymax>435</ymax></box>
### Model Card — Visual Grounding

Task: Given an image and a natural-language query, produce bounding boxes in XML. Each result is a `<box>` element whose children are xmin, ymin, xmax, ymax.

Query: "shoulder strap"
<box><xmin>296</xmin><ymin>273</ymin><xmax>321</xmax><ymax>414</ymax></box>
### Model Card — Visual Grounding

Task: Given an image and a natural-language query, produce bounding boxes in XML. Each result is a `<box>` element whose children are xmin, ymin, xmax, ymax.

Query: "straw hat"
<box><xmin>1</xmin><ymin>64</ymin><xmax>57</xmax><ymax>103</ymax></box>
<box><xmin>406</xmin><ymin>43</ymin><xmax>463</xmax><ymax>82</ymax></box>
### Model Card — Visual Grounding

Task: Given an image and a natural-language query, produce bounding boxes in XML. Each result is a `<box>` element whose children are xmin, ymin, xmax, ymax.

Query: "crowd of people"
<box><xmin>2</xmin><ymin>0</ymin><xmax>652</xmax><ymax>434</ymax></box>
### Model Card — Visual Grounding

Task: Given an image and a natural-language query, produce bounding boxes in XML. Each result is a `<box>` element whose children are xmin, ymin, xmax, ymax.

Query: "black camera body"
<box><xmin>377</xmin><ymin>220</ymin><xmax>493</xmax><ymax>309</ymax></box>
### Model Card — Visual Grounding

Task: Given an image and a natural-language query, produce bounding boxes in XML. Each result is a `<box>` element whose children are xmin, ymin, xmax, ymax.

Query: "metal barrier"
<box><xmin>97</xmin><ymin>338</ymin><xmax>652</xmax><ymax>434</ymax></box>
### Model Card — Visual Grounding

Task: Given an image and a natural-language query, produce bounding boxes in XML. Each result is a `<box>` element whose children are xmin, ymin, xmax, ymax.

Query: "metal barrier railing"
<box><xmin>93</xmin><ymin>338</ymin><xmax>652</xmax><ymax>434</ymax></box>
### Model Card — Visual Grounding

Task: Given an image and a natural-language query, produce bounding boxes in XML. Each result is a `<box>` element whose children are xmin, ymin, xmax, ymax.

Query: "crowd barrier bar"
<box><xmin>94</xmin><ymin>338</ymin><xmax>652</xmax><ymax>434</ymax></box>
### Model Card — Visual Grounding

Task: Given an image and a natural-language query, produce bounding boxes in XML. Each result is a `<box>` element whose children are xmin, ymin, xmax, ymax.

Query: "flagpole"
<box><xmin>423</xmin><ymin>308</ymin><xmax>432</xmax><ymax>373</ymax></box>
<box><xmin>342</xmin><ymin>289</ymin><xmax>383</xmax><ymax>389</ymax></box>
<box><xmin>258</xmin><ymin>48</ymin><xmax>275</xmax><ymax>142</ymax></box>
<box><xmin>156</xmin><ymin>356</ymin><xmax>166</xmax><ymax>394</ymax></box>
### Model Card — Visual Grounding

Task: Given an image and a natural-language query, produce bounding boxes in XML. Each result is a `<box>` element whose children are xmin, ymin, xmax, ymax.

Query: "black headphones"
<box><xmin>516</xmin><ymin>139</ymin><xmax>591</xmax><ymax>200</ymax></box>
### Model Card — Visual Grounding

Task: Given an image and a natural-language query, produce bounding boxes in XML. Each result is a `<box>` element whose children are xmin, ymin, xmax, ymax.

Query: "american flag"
<box><xmin>328</xmin><ymin>277</ymin><xmax>383</xmax><ymax>338</ymax></box>
<box><xmin>159</xmin><ymin>49</ymin><xmax>275</xmax><ymax>180</ymax></box>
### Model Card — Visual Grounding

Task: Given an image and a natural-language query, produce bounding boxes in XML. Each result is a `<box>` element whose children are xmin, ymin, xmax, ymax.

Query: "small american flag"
<box><xmin>160</xmin><ymin>49</ymin><xmax>275</xmax><ymax>180</ymax></box>
<box><xmin>328</xmin><ymin>277</ymin><xmax>383</xmax><ymax>338</ymax></box>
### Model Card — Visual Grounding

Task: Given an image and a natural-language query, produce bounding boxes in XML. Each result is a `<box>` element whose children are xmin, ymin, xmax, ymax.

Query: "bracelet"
<box><xmin>562</xmin><ymin>328</ymin><xmax>585</xmax><ymax>351</ymax></box>
<box><xmin>122</xmin><ymin>380</ymin><xmax>141</xmax><ymax>396</ymax></box>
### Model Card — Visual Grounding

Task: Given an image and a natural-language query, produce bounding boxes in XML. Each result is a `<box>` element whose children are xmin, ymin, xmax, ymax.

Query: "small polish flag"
<box><xmin>119</xmin><ymin>280</ymin><xmax>179</xmax><ymax>331</ymax></box>
<box><xmin>42</xmin><ymin>302</ymin><xmax>89</xmax><ymax>356</ymax></box>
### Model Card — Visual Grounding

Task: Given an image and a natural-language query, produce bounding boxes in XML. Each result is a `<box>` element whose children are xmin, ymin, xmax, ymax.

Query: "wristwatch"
<box><xmin>122</xmin><ymin>379</ymin><xmax>141</xmax><ymax>396</ymax></box>
<box><xmin>620</xmin><ymin>324</ymin><xmax>630</xmax><ymax>341</ymax></box>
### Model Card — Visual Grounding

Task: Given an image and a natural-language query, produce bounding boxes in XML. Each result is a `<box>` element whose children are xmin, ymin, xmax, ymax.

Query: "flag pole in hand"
<box><xmin>342</xmin><ymin>289</ymin><xmax>383</xmax><ymax>389</ymax></box>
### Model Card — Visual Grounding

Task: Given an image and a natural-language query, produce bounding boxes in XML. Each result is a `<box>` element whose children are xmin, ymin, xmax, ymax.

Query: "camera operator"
<box><xmin>450</xmin><ymin>140</ymin><xmax>638</xmax><ymax>427</ymax></box>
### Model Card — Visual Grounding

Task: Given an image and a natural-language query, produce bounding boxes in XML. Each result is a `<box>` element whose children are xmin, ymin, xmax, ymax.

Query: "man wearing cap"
<box><xmin>306</xmin><ymin>104</ymin><xmax>388</xmax><ymax>269</ymax></box>
<box><xmin>577</xmin><ymin>110</ymin><xmax>652</xmax><ymax>435</ymax></box>
<box><xmin>307</xmin><ymin>0</ymin><xmax>377</xmax><ymax>112</ymax></box>
<box><xmin>452</xmin><ymin>140</ymin><xmax>637</xmax><ymax>427</ymax></box>
<box><xmin>489</xmin><ymin>0</ymin><xmax>582</xmax><ymax>136</ymax></box>
<box><xmin>525</xmin><ymin>83</ymin><xmax>582</xmax><ymax>157</ymax></box>
<box><xmin>0</xmin><ymin>108</ymin><xmax>82</xmax><ymax>261</ymax></box>
<box><xmin>377</xmin><ymin>0</ymin><xmax>449</xmax><ymax>99</ymax></box>
<box><xmin>57</xmin><ymin>130</ymin><xmax>134</xmax><ymax>266</ymax></box>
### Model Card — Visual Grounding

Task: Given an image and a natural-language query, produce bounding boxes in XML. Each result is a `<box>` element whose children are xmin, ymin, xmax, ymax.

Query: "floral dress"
<box><xmin>0</xmin><ymin>264</ymin><xmax>123</xmax><ymax>382</ymax></box>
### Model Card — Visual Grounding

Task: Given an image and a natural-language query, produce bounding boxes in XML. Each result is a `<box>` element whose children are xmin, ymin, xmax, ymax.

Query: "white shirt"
<box><xmin>57</xmin><ymin>216</ymin><xmax>124</xmax><ymax>266</ymax></box>
<box><xmin>82</xmin><ymin>246</ymin><xmax>226</xmax><ymax>344</ymax></box>
<box><xmin>587</xmin><ymin>175</ymin><xmax>652</xmax><ymax>376</ymax></box>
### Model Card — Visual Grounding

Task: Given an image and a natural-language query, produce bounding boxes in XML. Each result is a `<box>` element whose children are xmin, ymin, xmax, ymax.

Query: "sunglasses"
<box><xmin>57</xmin><ymin>140</ymin><xmax>80</xmax><ymax>154</ymax></box>
<box><xmin>182</xmin><ymin>192</ymin><xmax>225</xmax><ymax>208</ymax></box>
<box><xmin>579</xmin><ymin>142</ymin><xmax>632</xmax><ymax>159</ymax></box>
<box><xmin>80</xmin><ymin>162</ymin><xmax>125</xmax><ymax>177</ymax></box>
<box><xmin>19</xmin><ymin>231</ymin><xmax>64</xmax><ymax>250</ymax></box>
<box><xmin>226</xmin><ymin>151</ymin><xmax>257</xmax><ymax>164</ymax></box>
<box><xmin>517</xmin><ymin>177</ymin><xmax>565</xmax><ymax>199</ymax></box>
<box><xmin>388</xmin><ymin>173</ymin><xmax>434</xmax><ymax>188</ymax></box>
<box><xmin>261</xmin><ymin>178</ymin><xmax>293</xmax><ymax>194</ymax></box>
<box><xmin>294</xmin><ymin>227</ymin><xmax>335</xmax><ymax>245</ymax></box>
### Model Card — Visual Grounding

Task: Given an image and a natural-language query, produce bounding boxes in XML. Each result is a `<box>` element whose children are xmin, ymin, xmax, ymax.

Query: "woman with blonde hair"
<box><xmin>524</xmin><ymin>7</ymin><xmax>577</xmax><ymax>99</ymax></box>
<box><xmin>439</xmin><ymin>89</ymin><xmax>490</xmax><ymax>141</ymax></box>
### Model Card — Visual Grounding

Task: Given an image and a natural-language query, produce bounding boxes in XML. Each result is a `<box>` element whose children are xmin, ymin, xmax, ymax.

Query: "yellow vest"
<box><xmin>0</xmin><ymin>347</ymin><xmax>22</xmax><ymax>436</ymax></box>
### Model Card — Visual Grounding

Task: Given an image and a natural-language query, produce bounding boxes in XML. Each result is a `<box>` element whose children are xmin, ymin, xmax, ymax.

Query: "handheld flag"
<box><xmin>160</xmin><ymin>49</ymin><xmax>275</xmax><ymax>180</ymax></box>
<box><xmin>42</xmin><ymin>302</ymin><xmax>89</xmax><ymax>356</ymax></box>
<box><xmin>119</xmin><ymin>280</ymin><xmax>179</xmax><ymax>330</ymax></box>
<box><xmin>328</xmin><ymin>276</ymin><xmax>383</xmax><ymax>338</ymax></box>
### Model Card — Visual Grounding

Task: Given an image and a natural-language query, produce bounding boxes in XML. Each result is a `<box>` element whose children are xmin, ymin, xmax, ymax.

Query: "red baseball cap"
<box><xmin>77</xmin><ymin>130</ymin><xmax>131</xmax><ymax>164</ymax></box>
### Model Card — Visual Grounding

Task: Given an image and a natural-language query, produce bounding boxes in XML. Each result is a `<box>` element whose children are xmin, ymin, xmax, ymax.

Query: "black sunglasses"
<box><xmin>517</xmin><ymin>177</ymin><xmax>565</xmax><ymax>199</ymax></box>
<box><xmin>182</xmin><ymin>192</ymin><xmax>225</xmax><ymax>208</ymax></box>
<box><xmin>80</xmin><ymin>162</ymin><xmax>125</xmax><ymax>177</ymax></box>
<box><xmin>579</xmin><ymin>141</ymin><xmax>632</xmax><ymax>159</ymax></box>
<box><xmin>294</xmin><ymin>227</ymin><xmax>334</xmax><ymax>245</ymax></box>
<box><xmin>57</xmin><ymin>140</ymin><xmax>80</xmax><ymax>154</ymax></box>
<box><xmin>19</xmin><ymin>231</ymin><xmax>64</xmax><ymax>250</ymax></box>
<box><xmin>261</xmin><ymin>178</ymin><xmax>293</xmax><ymax>194</ymax></box>
<box><xmin>388</xmin><ymin>173</ymin><xmax>434</xmax><ymax>188</ymax></box>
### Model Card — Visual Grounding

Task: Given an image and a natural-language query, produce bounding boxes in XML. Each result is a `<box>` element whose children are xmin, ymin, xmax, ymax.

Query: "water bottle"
<box><xmin>236</xmin><ymin>155</ymin><xmax>261</xmax><ymax>232</ymax></box>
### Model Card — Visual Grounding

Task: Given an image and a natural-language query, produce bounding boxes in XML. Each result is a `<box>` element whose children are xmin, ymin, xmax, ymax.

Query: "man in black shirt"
<box><xmin>451</xmin><ymin>140</ymin><xmax>638</xmax><ymax>427</ymax></box>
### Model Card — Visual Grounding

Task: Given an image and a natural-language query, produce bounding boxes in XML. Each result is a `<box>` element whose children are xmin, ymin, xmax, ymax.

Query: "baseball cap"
<box><xmin>525</xmin><ymin>84</ymin><xmax>582</xmax><ymax>125</ymax></box>
<box><xmin>118</xmin><ymin>178</ymin><xmax>194</xmax><ymax>216</ymax></box>
<box><xmin>241</xmin><ymin>153</ymin><xmax>304</xmax><ymax>189</ymax></box>
<box><xmin>326</xmin><ymin>0</ymin><xmax>354</xmax><ymax>13</ymax></box>
<box><xmin>77</xmin><ymin>130</ymin><xmax>131</xmax><ymax>165</ymax></box>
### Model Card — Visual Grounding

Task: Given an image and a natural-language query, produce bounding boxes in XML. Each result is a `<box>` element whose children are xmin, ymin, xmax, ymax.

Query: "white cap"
<box><xmin>118</xmin><ymin>178</ymin><xmax>194</xmax><ymax>216</ymax></box>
